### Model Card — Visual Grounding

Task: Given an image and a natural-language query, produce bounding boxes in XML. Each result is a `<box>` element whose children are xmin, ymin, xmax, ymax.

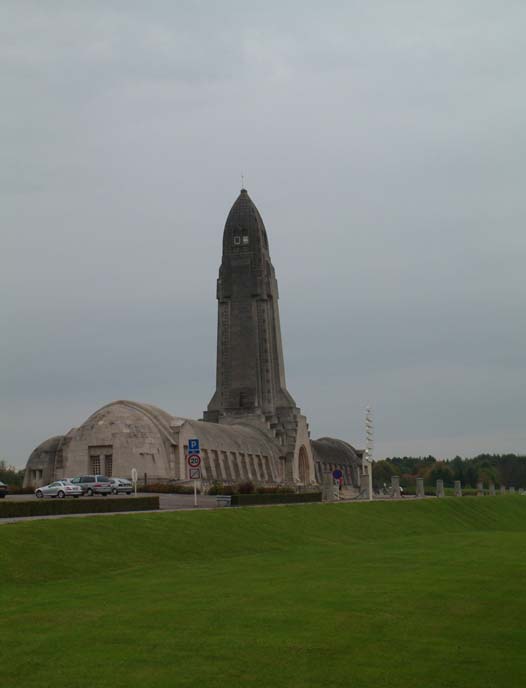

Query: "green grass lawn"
<box><xmin>2</xmin><ymin>497</ymin><xmax>526</xmax><ymax>688</ymax></box>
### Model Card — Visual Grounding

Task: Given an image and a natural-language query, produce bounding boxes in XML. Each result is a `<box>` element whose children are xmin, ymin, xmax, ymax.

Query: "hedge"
<box><xmin>139</xmin><ymin>483</ymin><xmax>198</xmax><ymax>494</ymax></box>
<box><xmin>0</xmin><ymin>496</ymin><xmax>160</xmax><ymax>519</ymax></box>
<box><xmin>401</xmin><ymin>486</ymin><xmax>484</xmax><ymax>497</ymax></box>
<box><xmin>230</xmin><ymin>492</ymin><xmax>322</xmax><ymax>506</ymax></box>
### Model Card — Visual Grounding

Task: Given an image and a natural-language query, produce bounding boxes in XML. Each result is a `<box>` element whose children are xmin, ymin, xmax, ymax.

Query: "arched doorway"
<box><xmin>298</xmin><ymin>445</ymin><xmax>309</xmax><ymax>484</ymax></box>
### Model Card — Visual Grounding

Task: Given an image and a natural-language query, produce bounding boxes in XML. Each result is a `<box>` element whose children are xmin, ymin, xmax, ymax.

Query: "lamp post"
<box><xmin>364</xmin><ymin>406</ymin><xmax>374</xmax><ymax>501</ymax></box>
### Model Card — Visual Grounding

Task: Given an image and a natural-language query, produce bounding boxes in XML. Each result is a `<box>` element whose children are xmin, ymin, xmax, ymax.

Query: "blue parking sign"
<box><xmin>188</xmin><ymin>438</ymin><xmax>200</xmax><ymax>454</ymax></box>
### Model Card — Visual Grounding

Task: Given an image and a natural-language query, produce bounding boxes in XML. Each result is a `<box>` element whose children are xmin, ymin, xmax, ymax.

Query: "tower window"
<box><xmin>242</xmin><ymin>235</ymin><xmax>249</xmax><ymax>245</ymax></box>
<box><xmin>234</xmin><ymin>236</ymin><xmax>241</xmax><ymax>245</ymax></box>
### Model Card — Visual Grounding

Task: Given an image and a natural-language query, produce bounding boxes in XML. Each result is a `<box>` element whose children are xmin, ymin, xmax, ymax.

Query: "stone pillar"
<box><xmin>244</xmin><ymin>454</ymin><xmax>254</xmax><ymax>481</ymax></box>
<box><xmin>322</xmin><ymin>472</ymin><xmax>337</xmax><ymax>502</ymax></box>
<box><xmin>416</xmin><ymin>477</ymin><xmax>425</xmax><ymax>498</ymax></box>
<box><xmin>436</xmin><ymin>479</ymin><xmax>445</xmax><ymax>498</ymax></box>
<box><xmin>360</xmin><ymin>472</ymin><xmax>370</xmax><ymax>500</ymax></box>
<box><xmin>489</xmin><ymin>482</ymin><xmax>496</xmax><ymax>496</ymax></box>
<box><xmin>500</xmin><ymin>485</ymin><xmax>506</xmax><ymax>495</ymax></box>
<box><xmin>391</xmin><ymin>475</ymin><xmax>401</xmax><ymax>499</ymax></box>
<box><xmin>477</xmin><ymin>481</ymin><xmax>484</xmax><ymax>496</ymax></box>
<box><xmin>509</xmin><ymin>486</ymin><xmax>516</xmax><ymax>494</ymax></box>
<box><xmin>454</xmin><ymin>480</ymin><xmax>462</xmax><ymax>497</ymax></box>
<box><xmin>207</xmin><ymin>451</ymin><xmax>218</xmax><ymax>480</ymax></box>
<box><xmin>217</xmin><ymin>453</ymin><xmax>228</xmax><ymax>481</ymax></box>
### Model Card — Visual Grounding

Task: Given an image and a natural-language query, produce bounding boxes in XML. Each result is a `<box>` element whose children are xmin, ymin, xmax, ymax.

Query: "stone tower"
<box><xmin>204</xmin><ymin>189</ymin><xmax>314</xmax><ymax>481</ymax></box>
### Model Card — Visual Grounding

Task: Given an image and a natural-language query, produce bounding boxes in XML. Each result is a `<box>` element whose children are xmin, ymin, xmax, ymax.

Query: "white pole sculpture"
<box><xmin>365</xmin><ymin>406</ymin><xmax>374</xmax><ymax>501</ymax></box>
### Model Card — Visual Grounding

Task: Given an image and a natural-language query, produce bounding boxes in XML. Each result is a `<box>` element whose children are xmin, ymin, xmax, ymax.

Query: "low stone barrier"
<box><xmin>391</xmin><ymin>475</ymin><xmax>401</xmax><ymax>499</ymax></box>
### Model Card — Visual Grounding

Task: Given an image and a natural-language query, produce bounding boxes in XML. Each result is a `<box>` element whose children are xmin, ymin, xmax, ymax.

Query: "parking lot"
<box><xmin>1</xmin><ymin>491</ymin><xmax>219</xmax><ymax>516</ymax></box>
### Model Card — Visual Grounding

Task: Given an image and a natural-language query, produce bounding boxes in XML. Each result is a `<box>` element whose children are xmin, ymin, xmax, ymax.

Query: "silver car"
<box><xmin>108</xmin><ymin>478</ymin><xmax>133</xmax><ymax>495</ymax></box>
<box><xmin>35</xmin><ymin>480</ymin><xmax>83</xmax><ymax>499</ymax></box>
<box><xmin>69</xmin><ymin>475</ymin><xmax>112</xmax><ymax>496</ymax></box>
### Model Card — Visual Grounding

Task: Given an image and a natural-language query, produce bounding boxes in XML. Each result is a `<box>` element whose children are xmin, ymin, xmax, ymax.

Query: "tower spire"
<box><xmin>204</xmin><ymin>189</ymin><xmax>296</xmax><ymax>425</ymax></box>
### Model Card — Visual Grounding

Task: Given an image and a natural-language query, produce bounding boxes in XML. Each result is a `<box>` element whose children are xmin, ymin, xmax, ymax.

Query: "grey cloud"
<box><xmin>1</xmin><ymin>1</ymin><xmax>525</xmax><ymax>466</ymax></box>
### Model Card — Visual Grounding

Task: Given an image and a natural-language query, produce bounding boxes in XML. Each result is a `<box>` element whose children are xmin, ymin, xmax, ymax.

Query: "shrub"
<box><xmin>0</xmin><ymin>496</ymin><xmax>159</xmax><ymax>519</ymax></box>
<box><xmin>207</xmin><ymin>482</ymin><xmax>296</xmax><ymax>496</ymax></box>
<box><xmin>139</xmin><ymin>483</ymin><xmax>197</xmax><ymax>494</ymax></box>
<box><xmin>255</xmin><ymin>485</ymin><xmax>295</xmax><ymax>494</ymax></box>
<box><xmin>230</xmin><ymin>492</ymin><xmax>321</xmax><ymax>506</ymax></box>
<box><xmin>5</xmin><ymin>486</ymin><xmax>34</xmax><ymax>495</ymax></box>
<box><xmin>397</xmin><ymin>486</ymin><xmax>483</xmax><ymax>497</ymax></box>
<box><xmin>207</xmin><ymin>481</ymin><xmax>229</xmax><ymax>495</ymax></box>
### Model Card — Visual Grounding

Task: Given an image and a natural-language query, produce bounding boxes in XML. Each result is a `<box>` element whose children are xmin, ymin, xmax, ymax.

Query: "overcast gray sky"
<box><xmin>2</xmin><ymin>1</ymin><xmax>525</xmax><ymax>467</ymax></box>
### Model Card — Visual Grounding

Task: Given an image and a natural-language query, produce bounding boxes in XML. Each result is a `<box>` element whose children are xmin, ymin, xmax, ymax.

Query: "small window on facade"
<box><xmin>242</xmin><ymin>235</ymin><xmax>249</xmax><ymax>245</ymax></box>
<box><xmin>234</xmin><ymin>236</ymin><xmax>241</xmax><ymax>245</ymax></box>
<box><xmin>90</xmin><ymin>457</ymin><xmax>101</xmax><ymax>474</ymax></box>
<box><xmin>105</xmin><ymin>455</ymin><xmax>113</xmax><ymax>477</ymax></box>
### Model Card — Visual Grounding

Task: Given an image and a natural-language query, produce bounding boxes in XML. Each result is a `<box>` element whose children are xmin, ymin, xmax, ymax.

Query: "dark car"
<box><xmin>0</xmin><ymin>481</ymin><xmax>8</xmax><ymax>498</ymax></box>
<box><xmin>69</xmin><ymin>475</ymin><xmax>112</xmax><ymax>496</ymax></box>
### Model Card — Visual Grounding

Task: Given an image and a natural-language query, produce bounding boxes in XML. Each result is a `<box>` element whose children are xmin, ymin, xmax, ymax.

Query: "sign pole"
<box><xmin>187</xmin><ymin>439</ymin><xmax>201</xmax><ymax>508</ymax></box>
<box><xmin>131</xmin><ymin>468</ymin><xmax>138</xmax><ymax>497</ymax></box>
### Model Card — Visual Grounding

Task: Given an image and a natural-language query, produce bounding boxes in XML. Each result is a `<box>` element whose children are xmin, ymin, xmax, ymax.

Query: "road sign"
<box><xmin>189</xmin><ymin>467</ymin><xmax>201</xmax><ymax>480</ymax></box>
<box><xmin>188</xmin><ymin>438</ymin><xmax>200</xmax><ymax>454</ymax></box>
<box><xmin>187</xmin><ymin>454</ymin><xmax>201</xmax><ymax>468</ymax></box>
<box><xmin>332</xmin><ymin>469</ymin><xmax>343</xmax><ymax>480</ymax></box>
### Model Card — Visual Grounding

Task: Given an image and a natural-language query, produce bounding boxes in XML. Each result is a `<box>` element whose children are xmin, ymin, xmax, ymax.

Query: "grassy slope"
<box><xmin>1</xmin><ymin>498</ymin><xmax>526</xmax><ymax>688</ymax></box>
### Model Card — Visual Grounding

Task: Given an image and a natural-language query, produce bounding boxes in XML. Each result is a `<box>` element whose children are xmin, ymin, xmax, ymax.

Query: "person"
<box><xmin>400</xmin><ymin>485</ymin><xmax>404</xmax><ymax>498</ymax></box>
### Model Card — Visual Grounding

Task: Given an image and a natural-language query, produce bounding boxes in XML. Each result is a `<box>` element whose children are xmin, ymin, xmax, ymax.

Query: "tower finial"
<box><xmin>241</xmin><ymin>173</ymin><xmax>245</xmax><ymax>190</ymax></box>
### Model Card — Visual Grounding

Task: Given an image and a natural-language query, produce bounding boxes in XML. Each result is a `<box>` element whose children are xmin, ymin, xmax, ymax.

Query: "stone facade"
<box><xmin>204</xmin><ymin>189</ymin><xmax>317</xmax><ymax>483</ymax></box>
<box><xmin>23</xmin><ymin>190</ymin><xmax>362</xmax><ymax>489</ymax></box>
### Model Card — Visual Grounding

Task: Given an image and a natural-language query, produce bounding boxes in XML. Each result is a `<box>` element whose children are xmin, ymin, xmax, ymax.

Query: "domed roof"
<box><xmin>26</xmin><ymin>435</ymin><xmax>64</xmax><ymax>468</ymax></box>
<box><xmin>223</xmin><ymin>189</ymin><xmax>269</xmax><ymax>251</ymax></box>
<box><xmin>75</xmin><ymin>400</ymin><xmax>282</xmax><ymax>457</ymax></box>
<box><xmin>78</xmin><ymin>400</ymin><xmax>178</xmax><ymax>445</ymax></box>
<box><xmin>311</xmin><ymin>437</ymin><xmax>362</xmax><ymax>466</ymax></box>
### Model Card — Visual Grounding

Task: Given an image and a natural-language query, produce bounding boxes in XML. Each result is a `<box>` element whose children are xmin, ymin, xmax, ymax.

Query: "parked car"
<box><xmin>0</xmin><ymin>481</ymin><xmax>8</xmax><ymax>498</ymax></box>
<box><xmin>108</xmin><ymin>478</ymin><xmax>133</xmax><ymax>495</ymax></box>
<box><xmin>69</xmin><ymin>475</ymin><xmax>112</xmax><ymax>496</ymax></box>
<box><xmin>35</xmin><ymin>480</ymin><xmax>83</xmax><ymax>499</ymax></box>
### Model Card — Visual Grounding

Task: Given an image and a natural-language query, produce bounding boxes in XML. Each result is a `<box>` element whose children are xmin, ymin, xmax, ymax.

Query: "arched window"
<box><xmin>298</xmin><ymin>446</ymin><xmax>309</xmax><ymax>484</ymax></box>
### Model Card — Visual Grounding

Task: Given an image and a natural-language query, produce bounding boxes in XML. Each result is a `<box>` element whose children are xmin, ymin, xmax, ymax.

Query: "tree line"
<box><xmin>0</xmin><ymin>461</ymin><xmax>25</xmax><ymax>487</ymax></box>
<box><xmin>372</xmin><ymin>454</ymin><xmax>526</xmax><ymax>489</ymax></box>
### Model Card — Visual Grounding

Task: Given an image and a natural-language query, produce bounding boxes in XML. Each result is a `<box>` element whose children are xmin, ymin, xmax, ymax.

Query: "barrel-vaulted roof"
<box><xmin>26</xmin><ymin>435</ymin><xmax>64</xmax><ymax>468</ymax></box>
<box><xmin>81</xmin><ymin>400</ymin><xmax>281</xmax><ymax>457</ymax></box>
<box><xmin>311</xmin><ymin>437</ymin><xmax>362</xmax><ymax>466</ymax></box>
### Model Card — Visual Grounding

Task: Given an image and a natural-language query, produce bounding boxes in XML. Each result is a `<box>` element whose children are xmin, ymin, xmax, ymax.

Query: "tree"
<box><xmin>372</xmin><ymin>460</ymin><xmax>398</xmax><ymax>490</ymax></box>
<box><xmin>0</xmin><ymin>460</ymin><xmax>24</xmax><ymax>487</ymax></box>
<box><xmin>426</xmin><ymin>462</ymin><xmax>454</xmax><ymax>486</ymax></box>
